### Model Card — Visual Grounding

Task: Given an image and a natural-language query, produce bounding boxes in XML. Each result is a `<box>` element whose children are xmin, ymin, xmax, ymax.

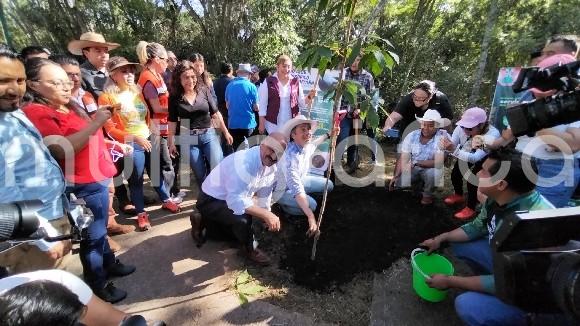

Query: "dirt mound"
<box><xmin>266</xmin><ymin>185</ymin><xmax>461</xmax><ymax>291</ymax></box>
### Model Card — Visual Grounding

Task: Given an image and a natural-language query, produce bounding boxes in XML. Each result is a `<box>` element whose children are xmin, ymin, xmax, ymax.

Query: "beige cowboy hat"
<box><xmin>281</xmin><ymin>114</ymin><xmax>318</xmax><ymax>138</ymax></box>
<box><xmin>67</xmin><ymin>32</ymin><xmax>120</xmax><ymax>56</ymax></box>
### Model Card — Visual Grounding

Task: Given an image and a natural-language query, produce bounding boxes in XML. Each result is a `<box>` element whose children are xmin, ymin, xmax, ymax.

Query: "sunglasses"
<box><xmin>411</xmin><ymin>93</ymin><xmax>429</xmax><ymax>102</ymax></box>
<box><xmin>461</xmin><ymin>126</ymin><xmax>473</xmax><ymax>131</ymax></box>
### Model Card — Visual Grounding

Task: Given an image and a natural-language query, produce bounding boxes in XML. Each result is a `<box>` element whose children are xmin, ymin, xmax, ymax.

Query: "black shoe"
<box><xmin>190</xmin><ymin>211</ymin><xmax>206</xmax><ymax>248</ymax></box>
<box><xmin>344</xmin><ymin>165</ymin><xmax>356</xmax><ymax>174</ymax></box>
<box><xmin>94</xmin><ymin>282</ymin><xmax>127</xmax><ymax>303</ymax></box>
<box><xmin>144</xmin><ymin>194</ymin><xmax>157</xmax><ymax>205</ymax></box>
<box><xmin>106</xmin><ymin>259</ymin><xmax>136</xmax><ymax>278</ymax></box>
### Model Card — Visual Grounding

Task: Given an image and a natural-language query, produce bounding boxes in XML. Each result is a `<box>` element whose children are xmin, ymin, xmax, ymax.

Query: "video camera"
<box><xmin>492</xmin><ymin>207</ymin><xmax>580</xmax><ymax>320</ymax></box>
<box><xmin>0</xmin><ymin>197</ymin><xmax>93</xmax><ymax>253</ymax></box>
<box><xmin>507</xmin><ymin>60</ymin><xmax>580</xmax><ymax>137</ymax></box>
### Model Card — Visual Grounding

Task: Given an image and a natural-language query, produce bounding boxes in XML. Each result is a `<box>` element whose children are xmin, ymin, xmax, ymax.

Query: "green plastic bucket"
<box><xmin>410</xmin><ymin>248</ymin><xmax>454</xmax><ymax>302</ymax></box>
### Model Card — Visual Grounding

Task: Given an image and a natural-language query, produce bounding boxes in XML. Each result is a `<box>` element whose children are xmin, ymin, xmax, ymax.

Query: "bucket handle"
<box><xmin>410</xmin><ymin>248</ymin><xmax>431</xmax><ymax>280</ymax></box>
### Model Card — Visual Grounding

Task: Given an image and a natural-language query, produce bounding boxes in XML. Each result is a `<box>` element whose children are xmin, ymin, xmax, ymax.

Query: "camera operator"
<box><xmin>0</xmin><ymin>45</ymin><xmax>72</xmax><ymax>272</ymax></box>
<box><xmin>420</xmin><ymin>148</ymin><xmax>556</xmax><ymax>325</ymax></box>
<box><xmin>491</xmin><ymin>45</ymin><xmax>580</xmax><ymax>208</ymax></box>
<box><xmin>0</xmin><ymin>269</ymin><xmax>166</xmax><ymax>326</ymax></box>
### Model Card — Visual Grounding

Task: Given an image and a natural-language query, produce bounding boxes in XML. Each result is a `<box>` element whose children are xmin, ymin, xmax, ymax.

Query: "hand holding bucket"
<box><xmin>410</xmin><ymin>248</ymin><xmax>454</xmax><ymax>302</ymax></box>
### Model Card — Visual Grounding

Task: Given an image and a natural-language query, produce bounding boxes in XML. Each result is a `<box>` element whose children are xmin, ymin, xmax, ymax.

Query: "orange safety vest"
<box><xmin>138</xmin><ymin>69</ymin><xmax>169</xmax><ymax>136</ymax></box>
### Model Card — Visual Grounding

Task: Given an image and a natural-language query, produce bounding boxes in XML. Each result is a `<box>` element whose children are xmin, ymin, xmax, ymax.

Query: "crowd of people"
<box><xmin>0</xmin><ymin>30</ymin><xmax>578</xmax><ymax>326</ymax></box>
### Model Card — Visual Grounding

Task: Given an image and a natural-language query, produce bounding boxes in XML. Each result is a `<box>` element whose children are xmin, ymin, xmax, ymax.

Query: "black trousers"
<box><xmin>229</xmin><ymin>128</ymin><xmax>254</xmax><ymax>152</ymax></box>
<box><xmin>196</xmin><ymin>191</ymin><xmax>254</xmax><ymax>249</ymax></box>
<box><xmin>450</xmin><ymin>158</ymin><xmax>485</xmax><ymax>209</ymax></box>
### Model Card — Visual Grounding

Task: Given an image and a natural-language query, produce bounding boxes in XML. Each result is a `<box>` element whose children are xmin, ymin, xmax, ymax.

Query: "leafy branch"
<box><xmin>233</xmin><ymin>270</ymin><xmax>267</xmax><ymax>305</ymax></box>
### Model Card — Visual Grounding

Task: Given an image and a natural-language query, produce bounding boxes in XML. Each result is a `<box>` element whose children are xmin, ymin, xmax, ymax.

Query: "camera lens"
<box><xmin>549</xmin><ymin>252</ymin><xmax>580</xmax><ymax>319</ymax></box>
<box><xmin>0</xmin><ymin>201</ymin><xmax>41</xmax><ymax>241</ymax></box>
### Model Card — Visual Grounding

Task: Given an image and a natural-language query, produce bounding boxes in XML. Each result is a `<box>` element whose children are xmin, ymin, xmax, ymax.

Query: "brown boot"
<box><xmin>107</xmin><ymin>237</ymin><xmax>121</xmax><ymax>253</ymax></box>
<box><xmin>245</xmin><ymin>248</ymin><xmax>271</xmax><ymax>266</ymax></box>
<box><xmin>107</xmin><ymin>223</ymin><xmax>135</xmax><ymax>236</ymax></box>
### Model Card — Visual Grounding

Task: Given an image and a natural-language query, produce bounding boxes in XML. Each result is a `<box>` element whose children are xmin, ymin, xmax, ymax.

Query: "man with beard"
<box><xmin>194</xmin><ymin>132</ymin><xmax>288</xmax><ymax>266</ymax></box>
<box><xmin>0</xmin><ymin>45</ymin><xmax>71</xmax><ymax>273</ymax></box>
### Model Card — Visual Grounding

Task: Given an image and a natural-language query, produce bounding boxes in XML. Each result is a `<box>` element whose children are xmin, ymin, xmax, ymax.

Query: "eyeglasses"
<box><xmin>32</xmin><ymin>79</ymin><xmax>74</xmax><ymax>89</ymax></box>
<box><xmin>66</xmin><ymin>72</ymin><xmax>81</xmax><ymax>78</ymax></box>
<box><xmin>412</xmin><ymin>93</ymin><xmax>429</xmax><ymax>102</ymax></box>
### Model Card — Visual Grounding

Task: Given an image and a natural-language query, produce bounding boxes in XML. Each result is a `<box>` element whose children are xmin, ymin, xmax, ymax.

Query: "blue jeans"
<box><xmin>535</xmin><ymin>158</ymin><xmax>580</xmax><ymax>208</ymax></box>
<box><xmin>67</xmin><ymin>181</ymin><xmax>115</xmax><ymax>290</ymax></box>
<box><xmin>336</xmin><ymin>117</ymin><xmax>357</xmax><ymax>168</ymax></box>
<box><xmin>278</xmin><ymin>175</ymin><xmax>334</xmax><ymax>216</ymax></box>
<box><xmin>450</xmin><ymin>238</ymin><xmax>493</xmax><ymax>274</ymax></box>
<box><xmin>186</xmin><ymin>128</ymin><xmax>223</xmax><ymax>185</ymax></box>
<box><xmin>450</xmin><ymin>238</ymin><xmax>527</xmax><ymax>325</ymax></box>
<box><xmin>128</xmin><ymin>141</ymin><xmax>170</xmax><ymax>213</ymax></box>
<box><xmin>455</xmin><ymin>292</ymin><xmax>528</xmax><ymax>326</ymax></box>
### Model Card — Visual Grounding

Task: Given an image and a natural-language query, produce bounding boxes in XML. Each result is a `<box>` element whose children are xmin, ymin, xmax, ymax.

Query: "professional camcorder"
<box><xmin>492</xmin><ymin>207</ymin><xmax>580</xmax><ymax>321</ymax></box>
<box><xmin>507</xmin><ymin>60</ymin><xmax>580</xmax><ymax>137</ymax></box>
<box><xmin>0</xmin><ymin>196</ymin><xmax>93</xmax><ymax>253</ymax></box>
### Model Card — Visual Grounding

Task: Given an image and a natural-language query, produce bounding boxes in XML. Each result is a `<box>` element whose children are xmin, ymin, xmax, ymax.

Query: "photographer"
<box><xmin>420</xmin><ymin>148</ymin><xmax>555</xmax><ymax>325</ymax></box>
<box><xmin>0</xmin><ymin>46</ymin><xmax>71</xmax><ymax>273</ymax></box>
<box><xmin>492</xmin><ymin>53</ymin><xmax>580</xmax><ymax>208</ymax></box>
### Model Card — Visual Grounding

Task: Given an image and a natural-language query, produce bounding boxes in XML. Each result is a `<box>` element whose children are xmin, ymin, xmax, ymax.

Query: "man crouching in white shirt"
<box><xmin>194</xmin><ymin>132</ymin><xmax>288</xmax><ymax>265</ymax></box>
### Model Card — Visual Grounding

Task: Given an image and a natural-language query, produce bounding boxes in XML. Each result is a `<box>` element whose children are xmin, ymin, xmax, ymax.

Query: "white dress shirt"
<box><xmin>202</xmin><ymin>146</ymin><xmax>277</xmax><ymax>215</ymax></box>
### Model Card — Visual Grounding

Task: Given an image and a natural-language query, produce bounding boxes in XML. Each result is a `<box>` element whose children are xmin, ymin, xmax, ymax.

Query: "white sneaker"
<box><xmin>170</xmin><ymin>196</ymin><xmax>183</xmax><ymax>204</ymax></box>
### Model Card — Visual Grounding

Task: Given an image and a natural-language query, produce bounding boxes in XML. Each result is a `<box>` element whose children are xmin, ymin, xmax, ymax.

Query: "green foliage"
<box><xmin>2</xmin><ymin>0</ymin><xmax>578</xmax><ymax>120</ymax></box>
<box><xmin>233</xmin><ymin>270</ymin><xmax>266</xmax><ymax>306</ymax></box>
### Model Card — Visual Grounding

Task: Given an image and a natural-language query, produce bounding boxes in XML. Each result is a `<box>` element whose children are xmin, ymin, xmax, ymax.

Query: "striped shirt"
<box><xmin>279</xmin><ymin>142</ymin><xmax>317</xmax><ymax>197</ymax></box>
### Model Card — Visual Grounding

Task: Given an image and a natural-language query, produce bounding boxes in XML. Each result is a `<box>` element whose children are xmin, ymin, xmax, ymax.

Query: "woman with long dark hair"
<box><xmin>22</xmin><ymin>58</ymin><xmax>135</xmax><ymax>303</ymax></box>
<box><xmin>168</xmin><ymin>60</ymin><xmax>230</xmax><ymax>186</ymax></box>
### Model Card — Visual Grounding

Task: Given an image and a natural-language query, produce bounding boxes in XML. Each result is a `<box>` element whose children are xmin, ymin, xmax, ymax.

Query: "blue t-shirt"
<box><xmin>225</xmin><ymin>77</ymin><xmax>258</xmax><ymax>129</ymax></box>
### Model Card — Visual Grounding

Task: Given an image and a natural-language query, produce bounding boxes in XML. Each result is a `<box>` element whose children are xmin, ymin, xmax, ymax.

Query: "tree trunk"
<box><xmin>398</xmin><ymin>0</ymin><xmax>437</xmax><ymax>95</ymax></box>
<box><xmin>468</xmin><ymin>0</ymin><xmax>498</xmax><ymax>107</ymax></box>
<box><xmin>358</xmin><ymin>0</ymin><xmax>388</xmax><ymax>43</ymax></box>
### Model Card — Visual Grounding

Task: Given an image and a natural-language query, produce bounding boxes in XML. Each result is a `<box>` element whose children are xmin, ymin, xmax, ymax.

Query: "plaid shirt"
<box><xmin>340</xmin><ymin>68</ymin><xmax>375</xmax><ymax>112</ymax></box>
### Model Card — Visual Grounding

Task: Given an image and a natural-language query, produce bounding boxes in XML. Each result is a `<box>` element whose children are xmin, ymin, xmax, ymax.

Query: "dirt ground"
<box><xmin>241</xmin><ymin>143</ymin><xmax>465</xmax><ymax>325</ymax></box>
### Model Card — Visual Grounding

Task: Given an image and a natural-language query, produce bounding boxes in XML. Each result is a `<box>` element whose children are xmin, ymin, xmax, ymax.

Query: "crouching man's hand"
<box><xmin>426</xmin><ymin>274</ymin><xmax>450</xmax><ymax>290</ymax></box>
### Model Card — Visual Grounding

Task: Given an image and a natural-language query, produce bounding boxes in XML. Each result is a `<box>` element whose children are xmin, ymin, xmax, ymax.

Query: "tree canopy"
<box><xmin>1</xmin><ymin>0</ymin><xmax>578</xmax><ymax>114</ymax></box>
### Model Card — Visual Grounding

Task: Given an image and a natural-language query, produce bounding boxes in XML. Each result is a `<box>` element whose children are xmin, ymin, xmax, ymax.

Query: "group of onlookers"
<box><xmin>384</xmin><ymin>35</ymin><xmax>579</xmax><ymax>326</ymax></box>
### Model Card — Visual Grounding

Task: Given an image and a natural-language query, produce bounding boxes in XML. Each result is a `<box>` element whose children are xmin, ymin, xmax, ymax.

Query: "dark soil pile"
<box><xmin>262</xmin><ymin>185</ymin><xmax>462</xmax><ymax>291</ymax></box>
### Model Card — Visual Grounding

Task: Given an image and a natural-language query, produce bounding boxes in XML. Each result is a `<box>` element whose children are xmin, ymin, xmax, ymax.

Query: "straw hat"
<box><xmin>67</xmin><ymin>32</ymin><xmax>120</xmax><ymax>56</ymax></box>
<box><xmin>106</xmin><ymin>56</ymin><xmax>140</xmax><ymax>73</ymax></box>
<box><xmin>415</xmin><ymin>109</ymin><xmax>450</xmax><ymax>128</ymax></box>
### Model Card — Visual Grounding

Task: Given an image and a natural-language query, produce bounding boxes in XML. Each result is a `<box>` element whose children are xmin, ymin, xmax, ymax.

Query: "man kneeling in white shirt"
<box><xmin>194</xmin><ymin>133</ymin><xmax>288</xmax><ymax>266</ymax></box>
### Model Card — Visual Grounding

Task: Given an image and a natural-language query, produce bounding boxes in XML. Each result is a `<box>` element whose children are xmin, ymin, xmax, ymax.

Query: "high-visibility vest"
<box><xmin>138</xmin><ymin>69</ymin><xmax>169</xmax><ymax>136</ymax></box>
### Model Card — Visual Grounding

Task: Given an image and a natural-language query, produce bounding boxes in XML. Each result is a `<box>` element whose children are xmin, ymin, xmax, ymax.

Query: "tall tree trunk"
<box><xmin>398</xmin><ymin>0</ymin><xmax>436</xmax><ymax>95</ymax></box>
<box><xmin>358</xmin><ymin>0</ymin><xmax>388</xmax><ymax>43</ymax></box>
<box><xmin>468</xmin><ymin>0</ymin><xmax>498</xmax><ymax>107</ymax></box>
